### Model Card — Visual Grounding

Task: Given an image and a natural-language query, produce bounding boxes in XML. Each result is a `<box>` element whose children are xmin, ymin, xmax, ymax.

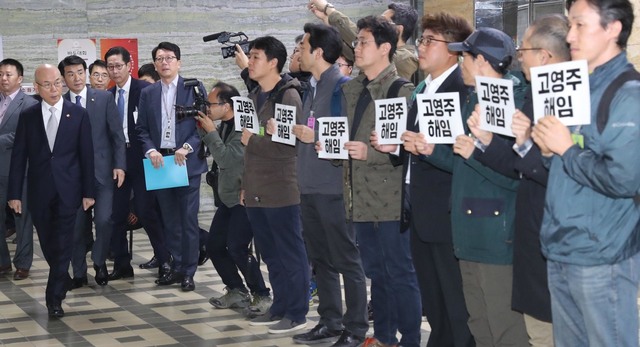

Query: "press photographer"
<box><xmin>194</xmin><ymin>81</ymin><xmax>273</xmax><ymax>316</ymax></box>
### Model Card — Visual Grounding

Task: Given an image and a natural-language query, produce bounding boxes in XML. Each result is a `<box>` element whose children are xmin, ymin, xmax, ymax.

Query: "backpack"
<box><xmin>596</xmin><ymin>68</ymin><xmax>640</xmax><ymax>134</ymax></box>
<box><xmin>330</xmin><ymin>75</ymin><xmax>352</xmax><ymax>117</ymax></box>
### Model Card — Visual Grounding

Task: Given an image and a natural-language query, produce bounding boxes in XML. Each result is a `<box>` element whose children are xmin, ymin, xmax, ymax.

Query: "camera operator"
<box><xmin>136</xmin><ymin>41</ymin><xmax>208</xmax><ymax>292</ymax></box>
<box><xmin>195</xmin><ymin>82</ymin><xmax>273</xmax><ymax>316</ymax></box>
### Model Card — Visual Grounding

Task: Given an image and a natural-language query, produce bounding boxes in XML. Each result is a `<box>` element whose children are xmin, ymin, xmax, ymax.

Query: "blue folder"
<box><xmin>142</xmin><ymin>155</ymin><xmax>189</xmax><ymax>190</ymax></box>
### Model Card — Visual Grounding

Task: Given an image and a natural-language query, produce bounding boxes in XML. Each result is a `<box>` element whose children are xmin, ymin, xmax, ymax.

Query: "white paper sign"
<box><xmin>530</xmin><ymin>60</ymin><xmax>590</xmax><ymax>126</ymax></box>
<box><xmin>374</xmin><ymin>97</ymin><xmax>407</xmax><ymax>145</ymax></box>
<box><xmin>475</xmin><ymin>76</ymin><xmax>516</xmax><ymax>137</ymax></box>
<box><xmin>272</xmin><ymin>103</ymin><xmax>296</xmax><ymax>146</ymax></box>
<box><xmin>317</xmin><ymin>117</ymin><xmax>349</xmax><ymax>160</ymax></box>
<box><xmin>416</xmin><ymin>92</ymin><xmax>464</xmax><ymax>144</ymax></box>
<box><xmin>232</xmin><ymin>96</ymin><xmax>259</xmax><ymax>134</ymax></box>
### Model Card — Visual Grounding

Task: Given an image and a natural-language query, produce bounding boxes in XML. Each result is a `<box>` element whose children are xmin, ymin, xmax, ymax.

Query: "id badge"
<box><xmin>164</xmin><ymin>127</ymin><xmax>172</xmax><ymax>141</ymax></box>
<box><xmin>571</xmin><ymin>133</ymin><xmax>584</xmax><ymax>149</ymax></box>
<box><xmin>307</xmin><ymin>116</ymin><xmax>315</xmax><ymax>130</ymax></box>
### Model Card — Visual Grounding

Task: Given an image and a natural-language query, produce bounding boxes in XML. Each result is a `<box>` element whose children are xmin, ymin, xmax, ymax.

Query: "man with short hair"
<box><xmin>395</xmin><ymin>12</ymin><xmax>475</xmax><ymax>347</ymax></box>
<box><xmin>8</xmin><ymin>64</ymin><xmax>94</xmax><ymax>318</ymax></box>
<box><xmin>411</xmin><ymin>27</ymin><xmax>529</xmax><ymax>346</ymax></box>
<box><xmin>105</xmin><ymin>46</ymin><xmax>171</xmax><ymax>280</ymax></box>
<box><xmin>138</xmin><ymin>63</ymin><xmax>159</xmax><ymax>83</ymax></box>
<box><xmin>0</xmin><ymin>58</ymin><xmax>37</xmax><ymax>280</ymax></box>
<box><xmin>195</xmin><ymin>82</ymin><xmax>272</xmax><ymax>316</ymax></box>
<box><xmin>241</xmin><ymin>36</ymin><xmax>310</xmax><ymax>334</ymax></box>
<box><xmin>89</xmin><ymin>60</ymin><xmax>110</xmax><ymax>90</ymax></box>
<box><xmin>308</xmin><ymin>0</ymin><xmax>419</xmax><ymax>80</ymax></box>
<box><xmin>137</xmin><ymin>42</ymin><xmax>208</xmax><ymax>292</ymax></box>
<box><xmin>291</xmin><ymin>23</ymin><xmax>368</xmax><ymax>347</ymax></box>
<box><xmin>58</xmin><ymin>55</ymin><xmax>126</xmax><ymax>288</ymax></box>
<box><xmin>531</xmin><ymin>0</ymin><xmax>640</xmax><ymax>345</ymax></box>
<box><xmin>336</xmin><ymin>15</ymin><xmax>421</xmax><ymax>347</ymax></box>
<box><xmin>468</xmin><ymin>15</ymin><xmax>571</xmax><ymax>347</ymax></box>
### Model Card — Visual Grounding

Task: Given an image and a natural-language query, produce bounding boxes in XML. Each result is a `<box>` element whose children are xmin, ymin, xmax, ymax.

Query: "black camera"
<box><xmin>175</xmin><ymin>78</ymin><xmax>207</xmax><ymax>121</ymax></box>
<box><xmin>203</xmin><ymin>31</ymin><xmax>251</xmax><ymax>59</ymax></box>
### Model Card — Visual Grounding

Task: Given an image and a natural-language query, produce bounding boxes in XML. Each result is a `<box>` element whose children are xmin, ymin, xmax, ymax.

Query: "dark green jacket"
<box><xmin>425</xmin><ymin>73</ymin><xmax>526</xmax><ymax>264</ymax></box>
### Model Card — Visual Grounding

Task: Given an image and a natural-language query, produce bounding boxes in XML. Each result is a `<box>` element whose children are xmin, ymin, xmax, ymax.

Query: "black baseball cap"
<box><xmin>448</xmin><ymin>27</ymin><xmax>515</xmax><ymax>68</ymax></box>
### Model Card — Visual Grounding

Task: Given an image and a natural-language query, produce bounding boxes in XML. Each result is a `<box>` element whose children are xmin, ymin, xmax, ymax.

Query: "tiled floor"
<box><xmin>0</xmin><ymin>187</ymin><xmax>433</xmax><ymax>346</ymax></box>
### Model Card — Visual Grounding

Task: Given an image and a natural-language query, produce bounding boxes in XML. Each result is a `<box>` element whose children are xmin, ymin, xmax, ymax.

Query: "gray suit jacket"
<box><xmin>0</xmin><ymin>90</ymin><xmax>38</xmax><ymax>177</ymax></box>
<box><xmin>64</xmin><ymin>87</ymin><xmax>126</xmax><ymax>186</ymax></box>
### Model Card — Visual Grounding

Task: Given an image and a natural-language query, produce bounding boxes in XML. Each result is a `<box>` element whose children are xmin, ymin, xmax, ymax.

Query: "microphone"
<box><xmin>203</xmin><ymin>32</ymin><xmax>228</xmax><ymax>42</ymax></box>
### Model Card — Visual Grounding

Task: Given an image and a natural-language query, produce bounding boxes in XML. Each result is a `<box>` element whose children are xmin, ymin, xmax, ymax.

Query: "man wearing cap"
<box><xmin>408</xmin><ymin>27</ymin><xmax>529</xmax><ymax>346</ymax></box>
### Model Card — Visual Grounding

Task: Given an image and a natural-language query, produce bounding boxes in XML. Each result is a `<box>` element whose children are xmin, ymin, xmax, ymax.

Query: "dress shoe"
<box><xmin>94</xmin><ymin>264</ymin><xmax>109</xmax><ymax>286</ymax></box>
<box><xmin>47</xmin><ymin>304</ymin><xmax>64</xmax><ymax>318</ymax></box>
<box><xmin>181</xmin><ymin>275</ymin><xmax>195</xmax><ymax>291</ymax></box>
<box><xmin>293</xmin><ymin>324</ymin><xmax>342</xmax><ymax>344</ymax></box>
<box><xmin>155</xmin><ymin>270</ymin><xmax>183</xmax><ymax>285</ymax></box>
<box><xmin>158</xmin><ymin>261</ymin><xmax>171</xmax><ymax>278</ymax></box>
<box><xmin>70</xmin><ymin>277</ymin><xmax>88</xmax><ymax>290</ymax></box>
<box><xmin>0</xmin><ymin>264</ymin><xmax>12</xmax><ymax>275</ymax></box>
<box><xmin>139</xmin><ymin>256</ymin><xmax>159</xmax><ymax>269</ymax></box>
<box><xmin>13</xmin><ymin>268</ymin><xmax>29</xmax><ymax>280</ymax></box>
<box><xmin>331</xmin><ymin>330</ymin><xmax>365</xmax><ymax>347</ymax></box>
<box><xmin>198</xmin><ymin>246</ymin><xmax>209</xmax><ymax>266</ymax></box>
<box><xmin>108</xmin><ymin>265</ymin><xmax>134</xmax><ymax>281</ymax></box>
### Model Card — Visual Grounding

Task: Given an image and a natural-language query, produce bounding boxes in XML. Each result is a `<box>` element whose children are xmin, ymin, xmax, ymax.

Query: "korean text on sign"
<box><xmin>232</xmin><ymin>96</ymin><xmax>259</xmax><ymax>134</ymax></box>
<box><xmin>374</xmin><ymin>97</ymin><xmax>407</xmax><ymax>145</ymax></box>
<box><xmin>530</xmin><ymin>60</ymin><xmax>590</xmax><ymax>126</ymax></box>
<box><xmin>475</xmin><ymin>76</ymin><xmax>516</xmax><ymax>137</ymax></box>
<box><xmin>317</xmin><ymin>117</ymin><xmax>349</xmax><ymax>160</ymax></box>
<box><xmin>272</xmin><ymin>103</ymin><xmax>296</xmax><ymax>146</ymax></box>
<box><xmin>416</xmin><ymin>92</ymin><xmax>464</xmax><ymax>144</ymax></box>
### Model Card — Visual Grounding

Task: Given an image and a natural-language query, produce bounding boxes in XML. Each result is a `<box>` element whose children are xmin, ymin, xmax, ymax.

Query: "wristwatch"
<box><xmin>323</xmin><ymin>3</ymin><xmax>334</xmax><ymax>14</ymax></box>
<box><xmin>182</xmin><ymin>143</ymin><xmax>194</xmax><ymax>153</ymax></box>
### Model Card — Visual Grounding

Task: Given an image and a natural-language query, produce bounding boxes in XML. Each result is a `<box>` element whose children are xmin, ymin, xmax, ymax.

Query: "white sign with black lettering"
<box><xmin>272</xmin><ymin>103</ymin><xmax>296</xmax><ymax>146</ymax></box>
<box><xmin>374</xmin><ymin>97</ymin><xmax>407</xmax><ymax>145</ymax></box>
<box><xmin>416</xmin><ymin>92</ymin><xmax>464</xmax><ymax>144</ymax></box>
<box><xmin>232</xmin><ymin>97</ymin><xmax>259</xmax><ymax>134</ymax></box>
<box><xmin>530</xmin><ymin>60</ymin><xmax>590</xmax><ymax>126</ymax></box>
<box><xmin>317</xmin><ymin>117</ymin><xmax>349</xmax><ymax>160</ymax></box>
<box><xmin>476</xmin><ymin>76</ymin><xmax>515</xmax><ymax>137</ymax></box>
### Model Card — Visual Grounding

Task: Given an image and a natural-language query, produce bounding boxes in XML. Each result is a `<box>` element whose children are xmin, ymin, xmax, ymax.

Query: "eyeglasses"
<box><xmin>351</xmin><ymin>39</ymin><xmax>373</xmax><ymax>48</ymax></box>
<box><xmin>154</xmin><ymin>56</ymin><xmax>177</xmax><ymax>63</ymax></box>
<box><xmin>416</xmin><ymin>36</ymin><xmax>450</xmax><ymax>47</ymax></box>
<box><xmin>516</xmin><ymin>46</ymin><xmax>551</xmax><ymax>58</ymax></box>
<box><xmin>337</xmin><ymin>63</ymin><xmax>352</xmax><ymax>68</ymax></box>
<box><xmin>36</xmin><ymin>80</ymin><xmax>63</xmax><ymax>89</ymax></box>
<box><xmin>204</xmin><ymin>101</ymin><xmax>226</xmax><ymax>108</ymax></box>
<box><xmin>91</xmin><ymin>72</ymin><xmax>109</xmax><ymax>79</ymax></box>
<box><xmin>107</xmin><ymin>63</ymin><xmax>125</xmax><ymax>71</ymax></box>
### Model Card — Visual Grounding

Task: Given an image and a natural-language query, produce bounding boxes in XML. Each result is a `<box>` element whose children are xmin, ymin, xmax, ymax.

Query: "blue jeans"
<box><xmin>548</xmin><ymin>252</ymin><xmax>640</xmax><ymax>347</ymax></box>
<box><xmin>355</xmin><ymin>221</ymin><xmax>422</xmax><ymax>347</ymax></box>
<box><xmin>246</xmin><ymin>205</ymin><xmax>309</xmax><ymax>322</ymax></box>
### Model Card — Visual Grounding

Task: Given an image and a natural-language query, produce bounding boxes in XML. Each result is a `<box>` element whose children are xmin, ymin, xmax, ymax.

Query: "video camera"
<box><xmin>175</xmin><ymin>78</ymin><xmax>207</xmax><ymax>121</ymax></box>
<box><xmin>203</xmin><ymin>31</ymin><xmax>251</xmax><ymax>59</ymax></box>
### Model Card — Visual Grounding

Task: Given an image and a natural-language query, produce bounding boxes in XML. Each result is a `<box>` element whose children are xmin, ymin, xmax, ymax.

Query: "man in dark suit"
<box><xmin>137</xmin><ymin>41</ymin><xmax>207</xmax><ymax>291</ymax></box>
<box><xmin>59</xmin><ymin>55</ymin><xmax>126</xmax><ymax>288</ymax></box>
<box><xmin>105</xmin><ymin>46</ymin><xmax>171</xmax><ymax>280</ymax></box>
<box><xmin>8</xmin><ymin>64</ymin><xmax>94</xmax><ymax>318</ymax></box>
<box><xmin>0</xmin><ymin>58</ymin><xmax>37</xmax><ymax>280</ymax></box>
<box><xmin>392</xmin><ymin>13</ymin><xmax>475</xmax><ymax>347</ymax></box>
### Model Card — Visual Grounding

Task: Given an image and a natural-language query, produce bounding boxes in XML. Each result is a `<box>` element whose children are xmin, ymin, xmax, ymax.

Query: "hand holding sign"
<box><xmin>476</xmin><ymin>76</ymin><xmax>516</xmax><ymax>137</ymax></box>
<box><xmin>402</xmin><ymin>131</ymin><xmax>434</xmax><ymax>156</ymax></box>
<box><xmin>467</xmin><ymin>104</ymin><xmax>493</xmax><ymax>146</ymax></box>
<box><xmin>374</xmin><ymin>97</ymin><xmax>407</xmax><ymax>145</ymax></box>
<box><xmin>232</xmin><ymin>96</ymin><xmax>259</xmax><ymax>134</ymax></box>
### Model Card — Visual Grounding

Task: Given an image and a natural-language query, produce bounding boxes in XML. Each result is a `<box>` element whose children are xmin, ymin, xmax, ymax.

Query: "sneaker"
<box><xmin>244</xmin><ymin>295</ymin><xmax>272</xmax><ymax>318</ymax></box>
<box><xmin>309</xmin><ymin>291</ymin><xmax>315</xmax><ymax>307</ymax></box>
<box><xmin>292</xmin><ymin>324</ymin><xmax>342</xmax><ymax>344</ymax></box>
<box><xmin>268</xmin><ymin>317</ymin><xmax>307</xmax><ymax>334</ymax></box>
<box><xmin>309</xmin><ymin>277</ymin><xmax>318</xmax><ymax>297</ymax></box>
<box><xmin>248</xmin><ymin>313</ymin><xmax>282</xmax><ymax>326</ymax></box>
<box><xmin>360</xmin><ymin>337</ymin><xmax>397</xmax><ymax>347</ymax></box>
<box><xmin>209</xmin><ymin>287</ymin><xmax>250</xmax><ymax>309</ymax></box>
